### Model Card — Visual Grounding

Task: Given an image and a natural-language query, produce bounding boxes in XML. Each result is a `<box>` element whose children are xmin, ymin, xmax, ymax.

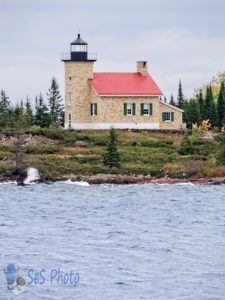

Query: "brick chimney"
<box><xmin>137</xmin><ymin>61</ymin><xmax>148</xmax><ymax>76</ymax></box>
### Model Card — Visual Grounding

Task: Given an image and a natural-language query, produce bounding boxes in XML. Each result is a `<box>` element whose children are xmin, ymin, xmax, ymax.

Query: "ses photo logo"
<box><xmin>3</xmin><ymin>263</ymin><xmax>79</xmax><ymax>296</ymax></box>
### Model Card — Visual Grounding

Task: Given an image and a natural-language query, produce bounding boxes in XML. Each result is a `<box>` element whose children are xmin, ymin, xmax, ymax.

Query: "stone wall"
<box><xmin>64</xmin><ymin>61</ymin><xmax>94</xmax><ymax>125</ymax></box>
<box><xmin>159</xmin><ymin>101</ymin><xmax>183</xmax><ymax>129</ymax></box>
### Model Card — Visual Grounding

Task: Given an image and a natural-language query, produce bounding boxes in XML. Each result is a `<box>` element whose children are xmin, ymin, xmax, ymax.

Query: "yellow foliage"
<box><xmin>198</xmin><ymin>119</ymin><xmax>211</xmax><ymax>131</ymax></box>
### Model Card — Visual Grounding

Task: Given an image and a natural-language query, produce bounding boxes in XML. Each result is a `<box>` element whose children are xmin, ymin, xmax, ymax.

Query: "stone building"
<box><xmin>62</xmin><ymin>34</ymin><xmax>183</xmax><ymax>130</ymax></box>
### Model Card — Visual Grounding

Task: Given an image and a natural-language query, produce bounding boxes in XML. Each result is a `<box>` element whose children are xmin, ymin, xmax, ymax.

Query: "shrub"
<box><xmin>218</xmin><ymin>134</ymin><xmax>225</xmax><ymax>165</ymax></box>
<box><xmin>162</xmin><ymin>163</ymin><xmax>185</xmax><ymax>178</ymax></box>
<box><xmin>0</xmin><ymin>145</ymin><xmax>11</xmax><ymax>152</ymax></box>
<box><xmin>178</xmin><ymin>136</ymin><xmax>194</xmax><ymax>155</ymax></box>
<box><xmin>140</xmin><ymin>140</ymin><xmax>173</xmax><ymax>148</ymax></box>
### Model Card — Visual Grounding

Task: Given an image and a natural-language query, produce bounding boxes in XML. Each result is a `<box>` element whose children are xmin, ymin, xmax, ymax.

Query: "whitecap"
<box><xmin>65</xmin><ymin>179</ymin><xmax>90</xmax><ymax>186</ymax></box>
<box><xmin>0</xmin><ymin>181</ymin><xmax>17</xmax><ymax>185</ymax></box>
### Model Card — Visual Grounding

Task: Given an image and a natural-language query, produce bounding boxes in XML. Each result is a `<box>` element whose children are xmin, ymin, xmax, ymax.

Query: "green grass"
<box><xmin>1</xmin><ymin>128</ymin><xmax>224</xmax><ymax>179</ymax></box>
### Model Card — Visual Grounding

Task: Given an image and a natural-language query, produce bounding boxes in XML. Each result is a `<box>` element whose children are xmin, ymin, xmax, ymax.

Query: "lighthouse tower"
<box><xmin>61</xmin><ymin>34</ymin><xmax>97</xmax><ymax>129</ymax></box>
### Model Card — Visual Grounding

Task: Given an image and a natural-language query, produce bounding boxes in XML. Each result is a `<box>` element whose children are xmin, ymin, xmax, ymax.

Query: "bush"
<box><xmin>0</xmin><ymin>144</ymin><xmax>11</xmax><ymax>152</ymax></box>
<box><xmin>178</xmin><ymin>136</ymin><xmax>194</xmax><ymax>155</ymax></box>
<box><xmin>218</xmin><ymin>134</ymin><xmax>225</xmax><ymax>165</ymax></box>
<box><xmin>162</xmin><ymin>163</ymin><xmax>185</xmax><ymax>178</ymax></box>
<box><xmin>140</xmin><ymin>140</ymin><xmax>173</xmax><ymax>148</ymax></box>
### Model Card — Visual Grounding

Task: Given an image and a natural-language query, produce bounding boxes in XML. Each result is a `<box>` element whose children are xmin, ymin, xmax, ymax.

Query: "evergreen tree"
<box><xmin>197</xmin><ymin>89</ymin><xmax>204</xmax><ymax>120</ymax></box>
<box><xmin>204</xmin><ymin>85</ymin><xmax>217</xmax><ymax>126</ymax></box>
<box><xmin>24</xmin><ymin>96</ymin><xmax>34</xmax><ymax>126</ymax></box>
<box><xmin>35</xmin><ymin>93</ymin><xmax>51</xmax><ymax>128</ymax></box>
<box><xmin>13</xmin><ymin>102</ymin><xmax>24</xmax><ymax>122</ymax></box>
<box><xmin>104</xmin><ymin>128</ymin><xmax>120</xmax><ymax>168</ymax></box>
<box><xmin>217</xmin><ymin>82</ymin><xmax>225</xmax><ymax>128</ymax></box>
<box><xmin>182</xmin><ymin>100</ymin><xmax>191</xmax><ymax>128</ymax></box>
<box><xmin>47</xmin><ymin>77</ymin><xmax>64</xmax><ymax>126</ymax></box>
<box><xmin>169</xmin><ymin>94</ymin><xmax>175</xmax><ymax>106</ymax></box>
<box><xmin>0</xmin><ymin>90</ymin><xmax>10</xmax><ymax>127</ymax></box>
<box><xmin>188</xmin><ymin>99</ymin><xmax>200</xmax><ymax>125</ymax></box>
<box><xmin>177</xmin><ymin>79</ymin><xmax>184</xmax><ymax>108</ymax></box>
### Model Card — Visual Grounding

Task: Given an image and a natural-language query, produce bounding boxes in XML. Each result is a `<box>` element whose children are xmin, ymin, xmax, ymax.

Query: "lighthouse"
<box><xmin>61</xmin><ymin>34</ymin><xmax>97</xmax><ymax>129</ymax></box>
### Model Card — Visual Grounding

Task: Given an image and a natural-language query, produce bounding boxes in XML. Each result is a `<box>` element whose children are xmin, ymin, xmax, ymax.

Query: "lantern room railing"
<box><xmin>61</xmin><ymin>52</ymin><xmax>97</xmax><ymax>61</ymax></box>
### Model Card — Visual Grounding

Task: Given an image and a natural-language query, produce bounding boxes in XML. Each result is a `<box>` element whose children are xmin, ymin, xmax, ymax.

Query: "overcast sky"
<box><xmin>0</xmin><ymin>0</ymin><xmax>225</xmax><ymax>104</ymax></box>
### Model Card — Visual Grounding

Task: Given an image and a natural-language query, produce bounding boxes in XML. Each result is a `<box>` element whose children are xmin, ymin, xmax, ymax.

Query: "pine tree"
<box><xmin>197</xmin><ymin>90</ymin><xmax>204</xmax><ymax>120</ymax></box>
<box><xmin>0</xmin><ymin>90</ymin><xmax>10</xmax><ymax>127</ymax></box>
<box><xmin>47</xmin><ymin>77</ymin><xmax>64</xmax><ymax>126</ymax></box>
<box><xmin>24</xmin><ymin>96</ymin><xmax>34</xmax><ymax>126</ymax></box>
<box><xmin>217</xmin><ymin>82</ymin><xmax>225</xmax><ymax>128</ymax></box>
<box><xmin>35</xmin><ymin>93</ymin><xmax>51</xmax><ymax>128</ymax></box>
<box><xmin>177</xmin><ymin>79</ymin><xmax>184</xmax><ymax>108</ymax></box>
<box><xmin>204</xmin><ymin>85</ymin><xmax>217</xmax><ymax>126</ymax></box>
<box><xmin>13</xmin><ymin>102</ymin><xmax>24</xmax><ymax>122</ymax></box>
<box><xmin>169</xmin><ymin>94</ymin><xmax>175</xmax><ymax>106</ymax></box>
<box><xmin>189</xmin><ymin>99</ymin><xmax>200</xmax><ymax>125</ymax></box>
<box><xmin>104</xmin><ymin>128</ymin><xmax>120</xmax><ymax>168</ymax></box>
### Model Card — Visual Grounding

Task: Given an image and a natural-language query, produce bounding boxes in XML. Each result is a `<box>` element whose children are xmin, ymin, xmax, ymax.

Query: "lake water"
<box><xmin>0</xmin><ymin>182</ymin><xmax>225</xmax><ymax>299</ymax></box>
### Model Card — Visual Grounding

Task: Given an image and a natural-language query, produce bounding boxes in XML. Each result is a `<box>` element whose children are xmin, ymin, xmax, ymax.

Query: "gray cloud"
<box><xmin>0</xmin><ymin>0</ymin><xmax>225</xmax><ymax>103</ymax></box>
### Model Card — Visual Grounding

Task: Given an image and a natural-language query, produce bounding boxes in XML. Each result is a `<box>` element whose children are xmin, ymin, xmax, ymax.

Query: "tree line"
<box><xmin>0</xmin><ymin>77</ymin><xmax>64</xmax><ymax>128</ymax></box>
<box><xmin>167</xmin><ymin>73</ymin><xmax>225</xmax><ymax>129</ymax></box>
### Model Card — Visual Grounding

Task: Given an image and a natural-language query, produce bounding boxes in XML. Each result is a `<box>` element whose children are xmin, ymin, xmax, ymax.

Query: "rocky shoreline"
<box><xmin>1</xmin><ymin>173</ymin><xmax>225</xmax><ymax>185</ymax></box>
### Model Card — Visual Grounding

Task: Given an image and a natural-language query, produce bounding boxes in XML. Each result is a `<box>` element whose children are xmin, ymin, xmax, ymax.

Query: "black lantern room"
<box><xmin>61</xmin><ymin>34</ymin><xmax>97</xmax><ymax>62</ymax></box>
<box><xmin>70</xmin><ymin>34</ymin><xmax>88</xmax><ymax>61</ymax></box>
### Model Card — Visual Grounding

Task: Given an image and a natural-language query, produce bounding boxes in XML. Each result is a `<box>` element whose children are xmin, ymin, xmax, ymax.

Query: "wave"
<box><xmin>0</xmin><ymin>181</ymin><xmax>17</xmax><ymax>185</ymax></box>
<box><xmin>156</xmin><ymin>182</ymin><xmax>195</xmax><ymax>186</ymax></box>
<box><xmin>64</xmin><ymin>179</ymin><xmax>90</xmax><ymax>186</ymax></box>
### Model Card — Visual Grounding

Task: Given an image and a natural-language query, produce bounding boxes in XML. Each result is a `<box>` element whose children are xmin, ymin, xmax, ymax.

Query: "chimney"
<box><xmin>137</xmin><ymin>61</ymin><xmax>148</xmax><ymax>76</ymax></box>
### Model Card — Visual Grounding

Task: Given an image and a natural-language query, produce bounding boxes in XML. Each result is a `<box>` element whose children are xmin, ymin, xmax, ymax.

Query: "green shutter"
<box><xmin>94</xmin><ymin>103</ymin><xmax>97</xmax><ymax>115</ymax></box>
<box><xmin>162</xmin><ymin>112</ymin><xmax>166</xmax><ymax>121</ymax></box>
<box><xmin>132</xmin><ymin>103</ymin><xmax>136</xmax><ymax>115</ymax></box>
<box><xmin>171</xmin><ymin>112</ymin><xmax>174</xmax><ymax>121</ymax></box>
<box><xmin>149</xmin><ymin>103</ymin><xmax>153</xmax><ymax>115</ymax></box>
<box><xmin>124</xmin><ymin>103</ymin><xmax>127</xmax><ymax>116</ymax></box>
<box><xmin>91</xmin><ymin>103</ymin><xmax>93</xmax><ymax>116</ymax></box>
<box><xmin>141</xmin><ymin>103</ymin><xmax>144</xmax><ymax>115</ymax></box>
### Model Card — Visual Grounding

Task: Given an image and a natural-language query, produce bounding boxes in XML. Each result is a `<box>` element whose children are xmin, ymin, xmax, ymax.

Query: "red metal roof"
<box><xmin>89</xmin><ymin>72</ymin><xmax>163</xmax><ymax>96</ymax></box>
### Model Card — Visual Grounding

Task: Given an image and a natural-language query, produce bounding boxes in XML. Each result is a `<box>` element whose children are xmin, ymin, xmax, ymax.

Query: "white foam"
<box><xmin>23</xmin><ymin>167</ymin><xmax>40</xmax><ymax>185</ymax></box>
<box><xmin>65</xmin><ymin>179</ymin><xmax>90</xmax><ymax>186</ymax></box>
<box><xmin>0</xmin><ymin>181</ymin><xmax>17</xmax><ymax>185</ymax></box>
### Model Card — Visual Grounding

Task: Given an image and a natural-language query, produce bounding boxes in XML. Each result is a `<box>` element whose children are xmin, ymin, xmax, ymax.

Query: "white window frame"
<box><xmin>126</xmin><ymin>103</ymin><xmax>133</xmax><ymax>116</ymax></box>
<box><xmin>143</xmin><ymin>103</ymin><xmax>150</xmax><ymax>116</ymax></box>
<box><xmin>165</xmin><ymin>112</ymin><xmax>171</xmax><ymax>121</ymax></box>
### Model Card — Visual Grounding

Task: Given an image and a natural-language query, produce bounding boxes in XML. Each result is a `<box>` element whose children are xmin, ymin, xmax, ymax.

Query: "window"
<box><xmin>127</xmin><ymin>103</ymin><xmax>132</xmax><ymax>115</ymax></box>
<box><xmin>91</xmin><ymin>103</ymin><xmax>97</xmax><ymax>116</ymax></box>
<box><xmin>124</xmin><ymin>103</ymin><xmax>136</xmax><ymax>116</ymax></box>
<box><xmin>162</xmin><ymin>112</ymin><xmax>174</xmax><ymax>122</ymax></box>
<box><xmin>68</xmin><ymin>76</ymin><xmax>72</xmax><ymax>84</ymax></box>
<box><xmin>68</xmin><ymin>113</ymin><xmax>72</xmax><ymax>129</ymax></box>
<box><xmin>144</xmin><ymin>103</ymin><xmax>149</xmax><ymax>115</ymax></box>
<box><xmin>68</xmin><ymin>92</ymin><xmax>72</xmax><ymax>105</ymax></box>
<box><xmin>140</xmin><ymin>103</ymin><xmax>153</xmax><ymax>116</ymax></box>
